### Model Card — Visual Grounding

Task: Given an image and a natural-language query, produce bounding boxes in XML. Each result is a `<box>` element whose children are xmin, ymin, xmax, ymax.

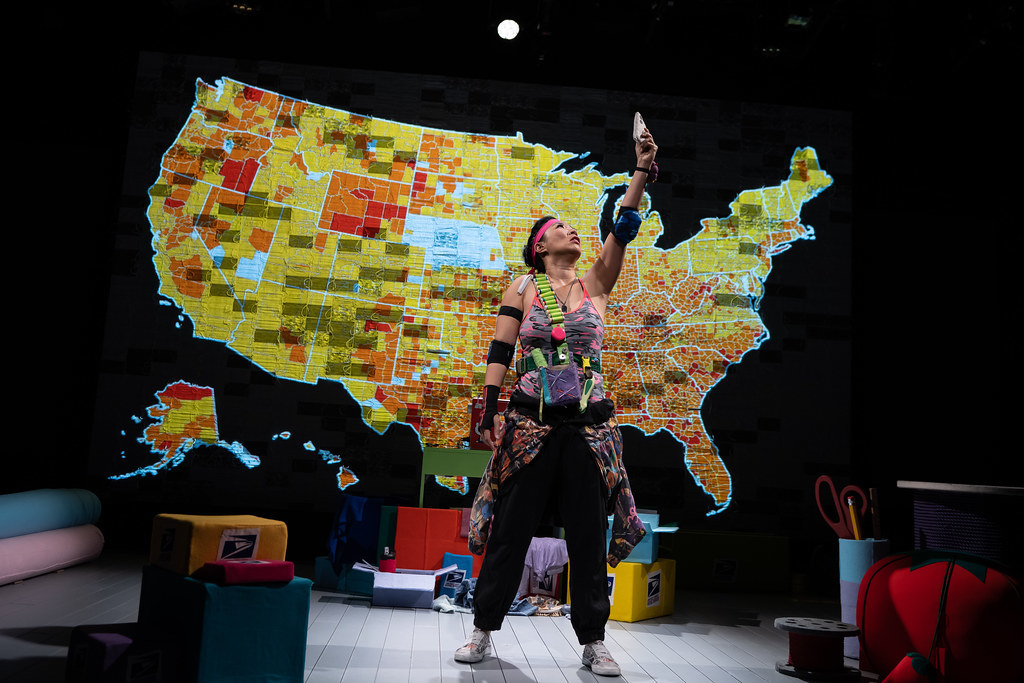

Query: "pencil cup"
<box><xmin>838</xmin><ymin>538</ymin><xmax>889</xmax><ymax>658</ymax></box>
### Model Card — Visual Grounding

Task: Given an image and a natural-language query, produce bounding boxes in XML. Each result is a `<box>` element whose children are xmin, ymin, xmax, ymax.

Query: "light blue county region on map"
<box><xmin>402</xmin><ymin>215</ymin><xmax>509</xmax><ymax>272</ymax></box>
<box><xmin>144</xmin><ymin>76</ymin><xmax>833</xmax><ymax>511</ymax></box>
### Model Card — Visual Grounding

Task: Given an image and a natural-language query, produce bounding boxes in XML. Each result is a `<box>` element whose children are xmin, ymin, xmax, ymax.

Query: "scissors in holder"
<box><xmin>815</xmin><ymin>474</ymin><xmax>868</xmax><ymax>539</ymax></box>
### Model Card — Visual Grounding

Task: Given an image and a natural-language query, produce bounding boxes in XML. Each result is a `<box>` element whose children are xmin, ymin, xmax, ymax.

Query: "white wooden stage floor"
<box><xmin>0</xmin><ymin>552</ymin><xmax>853</xmax><ymax>682</ymax></box>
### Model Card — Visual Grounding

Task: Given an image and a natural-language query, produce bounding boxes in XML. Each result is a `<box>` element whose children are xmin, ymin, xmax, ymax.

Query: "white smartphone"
<box><xmin>632</xmin><ymin>112</ymin><xmax>646</xmax><ymax>142</ymax></box>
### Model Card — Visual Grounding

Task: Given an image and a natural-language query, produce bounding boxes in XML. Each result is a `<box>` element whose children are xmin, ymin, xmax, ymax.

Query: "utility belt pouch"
<box><xmin>531</xmin><ymin>274</ymin><xmax>585</xmax><ymax>412</ymax></box>
<box><xmin>538</xmin><ymin>345</ymin><xmax>582</xmax><ymax>408</ymax></box>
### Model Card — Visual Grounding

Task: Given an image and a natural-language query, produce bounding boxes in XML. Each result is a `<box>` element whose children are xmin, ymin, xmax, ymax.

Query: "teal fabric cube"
<box><xmin>313</xmin><ymin>556</ymin><xmax>374</xmax><ymax>596</ymax></box>
<box><xmin>138</xmin><ymin>565</ymin><xmax>311</xmax><ymax>682</ymax></box>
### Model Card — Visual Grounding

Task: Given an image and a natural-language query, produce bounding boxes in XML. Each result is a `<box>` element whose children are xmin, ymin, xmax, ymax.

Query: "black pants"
<box><xmin>472</xmin><ymin>424</ymin><xmax>610</xmax><ymax>645</ymax></box>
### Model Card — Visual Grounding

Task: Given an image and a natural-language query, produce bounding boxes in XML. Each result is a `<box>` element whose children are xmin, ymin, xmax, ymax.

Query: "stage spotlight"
<box><xmin>497</xmin><ymin>19</ymin><xmax>520</xmax><ymax>40</ymax></box>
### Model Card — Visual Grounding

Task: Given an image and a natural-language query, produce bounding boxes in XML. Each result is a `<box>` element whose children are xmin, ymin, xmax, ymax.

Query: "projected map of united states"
<box><xmin>145</xmin><ymin>77</ymin><xmax>832</xmax><ymax>511</ymax></box>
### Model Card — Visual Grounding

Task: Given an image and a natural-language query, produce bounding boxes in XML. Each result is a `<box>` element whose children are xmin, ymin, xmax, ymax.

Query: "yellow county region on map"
<box><xmin>147</xmin><ymin>77</ymin><xmax>832</xmax><ymax>511</ymax></box>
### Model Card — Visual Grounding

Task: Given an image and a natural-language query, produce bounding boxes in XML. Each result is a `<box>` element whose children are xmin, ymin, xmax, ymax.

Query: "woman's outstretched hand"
<box><xmin>636</xmin><ymin>128</ymin><xmax>658</xmax><ymax>166</ymax></box>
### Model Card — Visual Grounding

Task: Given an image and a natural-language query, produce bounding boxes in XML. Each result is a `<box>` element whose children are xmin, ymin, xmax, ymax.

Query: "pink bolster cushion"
<box><xmin>0</xmin><ymin>524</ymin><xmax>104</xmax><ymax>585</ymax></box>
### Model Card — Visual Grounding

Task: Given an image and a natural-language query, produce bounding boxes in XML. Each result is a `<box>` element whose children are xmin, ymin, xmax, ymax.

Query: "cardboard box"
<box><xmin>606</xmin><ymin>559</ymin><xmax>676</xmax><ymax>623</ymax></box>
<box><xmin>150</xmin><ymin>514</ymin><xmax>287</xmax><ymax>576</ymax></box>
<box><xmin>365</xmin><ymin>564</ymin><xmax>457</xmax><ymax>609</ymax></box>
<box><xmin>523</xmin><ymin>565</ymin><xmax>564</xmax><ymax>599</ymax></box>
<box><xmin>607</xmin><ymin>512</ymin><xmax>678</xmax><ymax>564</ymax></box>
<box><xmin>516</xmin><ymin>536</ymin><xmax>567</xmax><ymax>599</ymax></box>
<box><xmin>371</xmin><ymin>572</ymin><xmax>436</xmax><ymax>609</ymax></box>
<box><xmin>66</xmin><ymin>623</ymin><xmax>168</xmax><ymax>683</ymax></box>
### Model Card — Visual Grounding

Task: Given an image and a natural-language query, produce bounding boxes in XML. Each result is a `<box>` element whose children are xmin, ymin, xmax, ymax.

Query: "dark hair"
<box><xmin>522</xmin><ymin>215</ymin><xmax>556</xmax><ymax>273</ymax></box>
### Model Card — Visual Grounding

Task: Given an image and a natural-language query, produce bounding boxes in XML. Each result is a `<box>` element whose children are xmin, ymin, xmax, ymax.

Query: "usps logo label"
<box><xmin>125</xmin><ymin>649</ymin><xmax>161</xmax><ymax>683</ymax></box>
<box><xmin>218</xmin><ymin>528</ymin><xmax>260</xmax><ymax>560</ymax></box>
<box><xmin>606</xmin><ymin>575</ymin><xmax>615</xmax><ymax>606</ymax></box>
<box><xmin>646</xmin><ymin>569</ymin><xmax>662</xmax><ymax>608</ymax></box>
<box><xmin>158</xmin><ymin>527</ymin><xmax>176</xmax><ymax>561</ymax></box>
<box><xmin>443</xmin><ymin>569</ymin><xmax>466</xmax><ymax>590</ymax></box>
<box><xmin>532</xmin><ymin>565</ymin><xmax>565</xmax><ymax>598</ymax></box>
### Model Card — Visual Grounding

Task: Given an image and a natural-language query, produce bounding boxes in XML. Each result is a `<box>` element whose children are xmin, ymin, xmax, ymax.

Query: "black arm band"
<box><xmin>497</xmin><ymin>305</ymin><xmax>523</xmax><ymax>322</ymax></box>
<box><xmin>487</xmin><ymin>339</ymin><xmax>515</xmax><ymax>367</ymax></box>
<box><xmin>478</xmin><ymin>384</ymin><xmax>501</xmax><ymax>435</ymax></box>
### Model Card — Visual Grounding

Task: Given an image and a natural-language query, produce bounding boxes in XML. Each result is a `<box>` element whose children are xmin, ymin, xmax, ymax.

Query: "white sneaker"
<box><xmin>454</xmin><ymin>628</ymin><xmax>491</xmax><ymax>663</ymax></box>
<box><xmin>582</xmin><ymin>640</ymin><xmax>621</xmax><ymax>676</ymax></box>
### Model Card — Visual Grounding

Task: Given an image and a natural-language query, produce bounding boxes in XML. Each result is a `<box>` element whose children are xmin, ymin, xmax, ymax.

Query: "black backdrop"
<box><xmin>10</xmin><ymin>3</ymin><xmax>1013</xmax><ymax>584</ymax></box>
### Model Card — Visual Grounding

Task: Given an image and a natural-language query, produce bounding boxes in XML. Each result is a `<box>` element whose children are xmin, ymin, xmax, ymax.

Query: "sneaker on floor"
<box><xmin>582</xmin><ymin>640</ymin><xmax>621</xmax><ymax>676</ymax></box>
<box><xmin>454</xmin><ymin>628</ymin><xmax>491</xmax><ymax>663</ymax></box>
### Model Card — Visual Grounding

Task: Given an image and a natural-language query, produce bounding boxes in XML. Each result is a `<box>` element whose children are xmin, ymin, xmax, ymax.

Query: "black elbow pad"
<box><xmin>487</xmin><ymin>340</ymin><xmax>515</xmax><ymax>366</ymax></box>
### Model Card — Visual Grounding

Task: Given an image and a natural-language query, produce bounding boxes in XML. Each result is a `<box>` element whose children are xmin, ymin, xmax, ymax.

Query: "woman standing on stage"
<box><xmin>455</xmin><ymin>124</ymin><xmax>659</xmax><ymax>677</ymax></box>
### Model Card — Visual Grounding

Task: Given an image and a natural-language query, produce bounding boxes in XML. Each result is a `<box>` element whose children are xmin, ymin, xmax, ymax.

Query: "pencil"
<box><xmin>847</xmin><ymin>496</ymin><xmax>863</xmax><ymax>540</ymax></box>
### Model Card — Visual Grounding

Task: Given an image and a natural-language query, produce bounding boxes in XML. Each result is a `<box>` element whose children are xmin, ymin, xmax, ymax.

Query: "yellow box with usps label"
<box><xmin>150</xmin><ymin>514</ymin><xmax>288</xmax><ymax>576</ymax></box>
<box><xmin>606</xmin><ymin>558</ymin><xmax>675</xmax><ymax>623</ymax></box>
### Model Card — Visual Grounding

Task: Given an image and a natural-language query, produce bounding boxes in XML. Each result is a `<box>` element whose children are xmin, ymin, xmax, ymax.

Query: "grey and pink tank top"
<box><xmin>514</xmin><ymin>280</ymin><xmax>605</xmax><ymax>403</ymax></box>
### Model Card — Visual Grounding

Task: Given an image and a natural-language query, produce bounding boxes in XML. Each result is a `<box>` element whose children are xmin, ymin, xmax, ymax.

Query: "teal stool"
<box><xmin>138</xmin><ymin>565</ymin><xmax>311</xmax><ymax>682</ymax></box>
<box><xmin>314</xmin><ymin>555</ymin><xmax>374</xmax><ymax>596</ymax></box>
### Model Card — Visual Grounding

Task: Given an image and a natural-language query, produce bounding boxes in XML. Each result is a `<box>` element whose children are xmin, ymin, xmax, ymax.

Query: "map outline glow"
<box><xmin>112</xmin><ymin>76</ymin><xmax>834</xmax><ymax>515</ymax></box>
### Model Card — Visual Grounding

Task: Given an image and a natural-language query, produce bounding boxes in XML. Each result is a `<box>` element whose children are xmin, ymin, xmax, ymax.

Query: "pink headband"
<box><xmin>531</xmin><ymin>218</ymin><xmax>562</xmax><ymax>266</ymax></box>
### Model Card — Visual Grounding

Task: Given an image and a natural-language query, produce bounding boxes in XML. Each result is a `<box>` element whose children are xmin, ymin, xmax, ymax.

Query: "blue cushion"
<box><xmin>0</xmin><ymin>489</ymin><xmax>101</xmax><ymax>539</ymax></box>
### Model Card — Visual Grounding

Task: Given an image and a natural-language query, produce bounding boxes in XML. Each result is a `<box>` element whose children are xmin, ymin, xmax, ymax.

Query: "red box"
<box><xmin>395</xmin><ymin>507</ymin><xmax>483</xmax><ymax>577</ymax></box>
<box><xmin>193</xmin><ymin>559</ymin><xmax>294</xmax><ymax>585</ymax></box>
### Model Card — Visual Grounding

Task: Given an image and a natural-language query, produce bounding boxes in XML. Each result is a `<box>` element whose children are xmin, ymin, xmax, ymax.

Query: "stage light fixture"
<box><xmin>497</xmin><ymin>19</ymin><xmax>520</xmax><ymax>40</ymax></box>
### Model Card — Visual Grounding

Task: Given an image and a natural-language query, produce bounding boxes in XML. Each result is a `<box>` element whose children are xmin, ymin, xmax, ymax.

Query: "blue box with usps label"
<box><xmin>439</xmin><ymin>552</ymin><xmax>473</xmax><ymax>598</ymax></box>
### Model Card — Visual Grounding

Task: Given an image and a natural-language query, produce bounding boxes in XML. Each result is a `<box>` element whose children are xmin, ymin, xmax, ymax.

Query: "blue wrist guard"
<box><xmin>613</xmin><ymin>208</ymin><xmax>642</xmax><ymax>244</ymax></box>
